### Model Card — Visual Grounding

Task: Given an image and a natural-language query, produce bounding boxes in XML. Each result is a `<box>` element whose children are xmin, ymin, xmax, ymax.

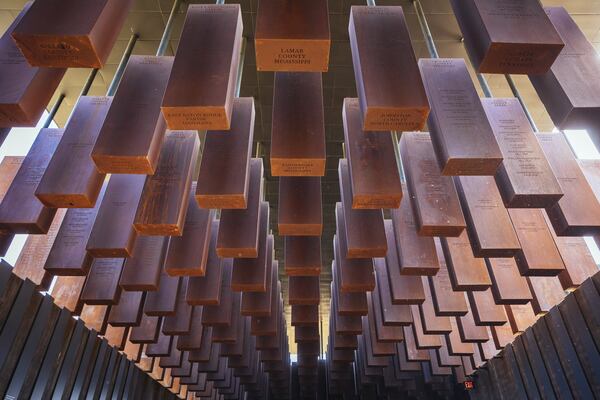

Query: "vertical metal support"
<box><xmin>79</xmin><ymin>69</ymin><xmax>99</xmax><ymax>98</ymax></box>
<box><xmin>156</xmin><ymin>0</ymin><xmax>183</xmax><ymax>57</ymax></box>
<box><xmin>505</xmin><ymin>74</ymin><xmax>539</xmax><ymax>132</ymax></box>
<box><xmin>412</xmin><ymin>0</ymin><xmax>439</xmax><ymax>58</ymax></box>
<box><xmin>392</xmin><ymin>132</ymin><xmax>405</xmax><ymax>183</ymax></box>
<box><xmin>106</xmin><ymin>34</ymin><xmax>138</xmax><ymax>96</ymax></box>
<box><xmin>42</xmin><ymin>93</ymin><xmax>65</xmax><ymax>128</ymax></box>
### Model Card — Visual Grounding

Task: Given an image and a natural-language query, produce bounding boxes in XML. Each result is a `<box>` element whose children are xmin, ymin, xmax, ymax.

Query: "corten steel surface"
<box><xmin>134</xmin><ymin>130</ymin><xmax>199</xmax><ymax>236</ymax></box>
<box><xmin>349</xmin><ymin>6</ymin><xmax>429</xmax><ymax>132</ymax></box>
<box><xmin>342</xmin><ymin>98</ymin><xmax>402</xmax><ymax>209</ymax></box>
<box><xmin>92</xmin><ymin>55</ymin><xmax>173</xmax><ymax>174</ymax></box>
<box><xmin>217</xmin><ymin>158</ymin><xmax>263</xmax><ymax>258</ymax></box>
<box><xmin>383</xmin><ymin>219</ymin><xmax>425</xmax><ymax>305</ymax></box>
<box><xmin>0</xmin><ymin>128</ymin><xmax>62</xmax><ymax>234</ymax></box>
<box><xmin>537</xmin><ymin>132</ymin><xmax>600</xmax><ymax>236</ymax></box>
<box><xmin>338</xmin><ymin>159</ymin><xmax>386</xmax><ymax>258</ymax></box>
<box><xmin>44</xmin><ymin>183</ymin><xmax>106</xmax><ymax>276</ymax></box>
<box><xmin>288</xmin><ymin>276</ymin><xmax>320</xmax><ymax>306</ymax></box>
<box><xmin>255</xmin><ymin>0</ymin><xmax>330</xmax><ymax>72</ymax></box>
<box><xmin>454</xmin><ymin>176</ymin><xmax>521</xmax><ymax>257</ymax></box>
<box><xmin>277</xmin><ymin>176</ymin><xmax>322</xmax><ymax>236</ymax></box>
<box><xmin>400</xmin><ymin>132</ymin><xmax>465</xmax><ymax>237</ymax></box>
<box><xmin>332</xmin><ymin>261</ymin><xmax>367</xmax><ymax>316</ymax></box>
<box><xmin>119</xmin><ymin>235</ymin><xmax>169</xmax><ymax>291</ymax></box>
<box><xmin>526</xmin><ymin>276</ymin><xmax>565</xmax><ymax>315</ymax></box>
<box><xmin>271</xmin><ymin>72</ymin><xmax>326</xmax><ymax>176</ymax></box>
<box><xmin>11</xmin><ymin>0</ymin><xmax>132</xmax><ymax>68</ymax></box>
<box><xmin>390</xmin><ymin>185</ymin><xmax>439</xmax><ymax>276</ymax></box>
<box><xmin>482</xmin><ymin>98</ymin><xmax>563</xmax><ymax>208</ymax></box>
<box><xmin>186</xmin><ymin>220</ymin><xmax>224</xmax><ymax>306</ymax></box>
<box><xmin>144</xmin><ymin>269</ymin><xmax>180</xmax><ymax>317</ymax></box>
<box><xmin>373</xmin><ymin>258</ymin><xmax>412</xmax><ymax>325</ymax></box>
<box><xmin>85</xmin><ymin>173</ymin><xmax>145</xmax><ymax>258</ymax></box>
<box><xmin>284</xmin><ymin>236</ymin><xmax>321</xmax><ymax>276</ymax></box>
<box><xmin>419</xmin><ymin>58</ymin><xmax>502</xmax><ymax>176</ymax></box>
<box><xmin>165</xmin><ymin>183</ymin><xmax>214</xmax><ymax>277</ymax></box>
<box><xmin>196</xmin><ymin>97</ymin><xmax>255</xmax><ymax>209</ymax></box>
<box><xmin>450</xmin><ymin>0</ymin><xmax>563</xmax><ymax>74</ymax></box>
<box><xmin>107</xmin><ymin>290</ymin><xmax>145</xmax><ymax>327</ymax></box>
<box><xmin>467</xmin><ymin>289</ymin><xmax>508</xmax><ymax>326</ymax></box>
<box><xmin>162</xmin><ymin>4</ymin><xmax>242</xmax><ymax>130</ymax></box>
<box><xmin>80</xmin><ymin>258</ymin><xmax>124</xmax><ymax>306</ymax></box>
<box><xmin>418</xmin><ymin>277</ymin><xmax>452</xmax><ymax>334</ymax></box>
<box><xmin>509</xmin><ymin>208</ymin><xmax>565</xmax><ymax>276</ymax></box>
<box><xmin>485</xmin><ymin>258</ymin><xmax>532</xmax><ymax>305</ymax></box>
<box><xmin>0</xmin><ymin>4</ymin><xmax>64</xmax><ymax>128</ymax></box>
<box><xmin>36</xmin><ymin>96</ymin><xmax>112</xmax><ymax>208</ymax></box>
<box><xmin>0</xmin><ymin>157</ymin><xmax>24</xmax><ymax>256</ymax></box>
<box><xmin>440</xmin><ymin>230</ymin><xmax>492</xmax><ymax>291</ymax></box>
<box><xmin>428</xmin><ymin>239</ymin><xmax>468</xmax><ymax>317</ymax></box>
<box><xmin>241</xmin><ymin>257</ymin><xmax>275</xmax><ymax>316</ymax></box>
<box><xmin>529</xmin><ymin>7</ymin><xmax>600</xmax><ymax>130</ymax></box>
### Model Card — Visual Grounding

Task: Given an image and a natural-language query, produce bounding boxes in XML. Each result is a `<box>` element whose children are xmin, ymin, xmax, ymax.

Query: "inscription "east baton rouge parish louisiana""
<box><xmin>275</xmin><ymin>48</ymin><xmax>311</xmax><ymax>65</ymax></box>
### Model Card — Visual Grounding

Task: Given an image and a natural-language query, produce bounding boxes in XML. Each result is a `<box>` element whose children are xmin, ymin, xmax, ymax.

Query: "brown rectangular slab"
<box><xmin>108</xmin><ymin>291</ymin><xmax>145</xmax><ymax>327</ymax></box>
<box><xmin>383</xmin><ymin>219</ymin><xmax>425</xmax><ymax>304</ymax></box>
<box><xmin>80</xmin><ymin>258</ymin><xmax>124</xmax><ymax>305</ymax></box>
<box><xmin>165</xmin><ymin>183</ymin><xmax>214</xmax><ymax>276</ymax></box>
<box><xmin>11</xmin><ymin>0</ymin><xmax>132</xmax><ymax>68</ymax></box>
<box><xmin>428</xmin><ymin>239</ymin><xmax>468</xmax><ymax>316</ymax></box>
<box><xmin>241</xmin><ymin>258</ymin><xmax>276</xmax><ymax>316</ymax></box>
<box><xmin>130</xmin><ymin>314</ymin><xmax>161</xmax><ymax>344</ymax></box>
<box><xmin>50</xmin><ymin>275</ymin><xmax>86</xmax><ymax>314</ymax></box>
<box><xmin>529</xmin><ymin>7</ymin><xmax>600</xmax><ymax>130</ymax></box>
<box><xmin>92</xmin><ymin>56</ymin><xmax>173</xmax><ymax>174</ymax></box>
<box><xmin>526</xmin><ymin>276</ymin><xmax>565</xmax><ymax>314</ymax></box>
<box><xmin>542</xmin><ymin>212</ymin><xmax>598</xmax><ymax>290</ymax></box>
<box><xmin>250</xmin><ymin>283</ymin><xmax>280</xmax><ymax>335</ymax></box>
<box><xmin>103</xmin><ymin>325</ymin><xmax>127</xmax><ymax>349</ymax></box>
<box><xmin>537</xmin><ymin>132</ymin><xmax>600</xmax><ymax>235</ymax></box>
<box><xmin>36</xmin><ymin>96</ymin><xmax>112</xmax><ymax>208</ymax></box>
<box><xmin>119</xmin><ymin>235</ymin><xmax>169</xmax><ymax>291</ymax></box>
<box><xmin>188</xmin><ymin>327</ymin><xmax>213</xmax><ymax>362</ymax></box>
<box><xmin>144</xmin><ymin>269</ymin><xmax>181</xmax><ymax>316</ymax></box>
<box><xmin>369</xmin><ymin>291</ymin><xmax>403</xmax><ymax>343</ymax></box>
<box><xmin>485</xmin><ymin>258</ymin><xmax>532</xmax><ymax>304</ymax></box>
<box><xmin>13</xmin><ymin>208</ymin><xmax>65</xmax><ymax>289</ymax></box>
<box><xmin>418</xmin><ymin>277</ymin><xmax>452</xmax><ymax>334</ymax></box>
<box><xmin>491</xmin><ymin>323</ymin><xmax>514</xmax><ymax>349</ymax></box>
<box><xmin>440</xmin><ymin>231</ymin><xmax>491</xmax><ymax>291</ymax></box>
<box><xmin>292</xmin><ymin>304</ymin><xmax>318</xmax><ymax>327</ymax></box>
<box><xmin>177</xmin><ymin>309</ymin><xmax>204</xmax><ymax>350</ymax></box>
<box><xmin>187</xmin><ymin>222</ymin><xmax>224</xmax><ymax>306</ymax></box>
<box><xmin>196</xmin><ymin>97</ymin><xmax>255</xmax><ymax>209</ymax></box>
<box><xmin>467</xmin><ymin>289</ymin><xmax>508</xmax><ymax>326</ymax></box>
<box><xmin>334</xmin><ymin>205</ymin><xmax>375</xmax><ymax>293</ymax></box>
<box><xmin>364</xmin><ymin>314</ymin><xmax>395</xmax><ymax>356</ymax></box>
<box><xmin>481</xmin><ymin>98</ymin><xmax>562</xmax><ymax>208</ymax></box>
<box><xmin>162</xmin><ymin>4</ymin><xmax>242</xmax><ymax>130</ymax></box>
<box><xmin>163</xmin><ymin>281</ymin><xmax>194</xmax><ymax>335</ymax></box>
<box><xmin>0</xmin><ymin>157</ymin><xmax>23</xmax><ymax>254</ymax></box>
<box><xmin>449</xmin><ymin>0</ymin><xmax>563</xmax><ymax>74</ymax></box>
<box><xmin>0</xmin><ymin>128</ymin><xmax>62</xmax><ymax>233</ymax></box>
<box><xmin>455</xmin><ymin>176</ymin><xmax>521</xmax><ymax>257</ymax></box>
<box><xmin>390</xmin><ymin>186</ymin><xmax>439</xmax><ymax>276</ymax></box>
<box><xmin>338</xmin><ymin>159</ymin><xmax>386</xmax><ymax>258</ymax></box>
<box><xmin>79</xmin><ymin>304</ymin><xmax>109</xmax><ymax>334</ymax></box>
<box><xmin>217</xmin><ymin>159</ymin><xmax>263</xmax><ymax>258</ymax></box>
<box><xmin>418</xmin><ymin>58</ymin><xmax>502</xmax><ymax>176</ymax></box>
<box><xmin>508</xmin><ymin>208</ymin><xmax>565</xmax><ymax>276</ymax></box>
<box><xmin>134</xmin><ymin>130</ymin><xmax>199</xmax><ymax>235</ymax></box>
<box><xmin>0</xmin><ymin>4</ymin><xmax>64</xmax><ymax>127</ymax></box>
<box><xmin>255</xmin><ymin>0</ymin><xmax>329</xmax><ymax>72</ymax></box>
<box><xmin>288</xmin><ymin>276</ymin><xmax>319</xmax><ymax>306</ymax></box>
<box><xmin>278</xmin><ymin>177</ymin><xmax>322</xmax><ymax>236</ymax></box>
<box><xmin>86</xmin><ymin>173</ymin><xmax>146</xmax><ymax>257</ymax></box>
<box><xmin>271</xmin><ymin>72</ymin><xmax>325</xmax><ymax>176</ymax></box>
<box><xmin>332</xmin><ymin>263</ymin><xmax>368</xmax><ymax>316</ymax></box>
<box><xmin>444</xmin><ymin>320</ymin><xmax>474</xmax><ymax>356</ymax></box>
<box><xmin>505</xmin><ymin>303</ymin><xmax>538</xmax><ymax>333</ymax></box>
<box><xmin>373</xmin><ymin>258</ymin><xmax>412</xmax><ymax>326</ymax></box>
<box><xmin>44</xmin><ymin>183</ymin><xmax>107</xmax><ymax>276</ymax></box>
<box><xmin>284</xmin><ymin>236</ymin><xmax>321</xmax><ymax>276</ymax></box>
<box><xmin>399</xmin><ymin>132</ymin><xmax>465</xmax><ymax>236</ymax></box>
<box><xmin>457</xmin><ymin>300</ymin><xmax>489</xmax><ymax>343</ymax></box>
<box><xmin>146</xmin><ymin>330</ymin><xmax>172</xmax><ymax>357</ymax></box>
<box><xmin>232</xmin><ymin>204</ymin><xmax>270</xmax><ymax>292</ymax></box>
<box><xmin>342</xmin><ymin>98</ymin><xmax>402</xmax><ymax>209</ymax></box>
<box><xmin>402</xmin><ymin>326</ymin><xmax>430</xmax><ymax>361</ymax></box>
<box><xmin>348</xmin><ymin>6</ymin><xmax>429</xmax><ymax>131</ymax></box>
<box><xmin>409</xmin><ymin>305</ymin><xmax>441</xmax><ymax>349</ymax></box>
<box><xmin>212</xmin><ymin>294</ymin><xmax>241</xmax><ymax>342</ymax></box>
<box><xmin>202</xmin><ymin>262</ymin><xmax>233</xmax><ymax>326</ymax></box>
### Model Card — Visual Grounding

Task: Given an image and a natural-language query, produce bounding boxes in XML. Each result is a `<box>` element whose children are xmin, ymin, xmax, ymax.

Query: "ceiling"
<box><xmin>2</xmin><ymin>0</ymin><xmax>599</xmax><ymax>353</ymax></box>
